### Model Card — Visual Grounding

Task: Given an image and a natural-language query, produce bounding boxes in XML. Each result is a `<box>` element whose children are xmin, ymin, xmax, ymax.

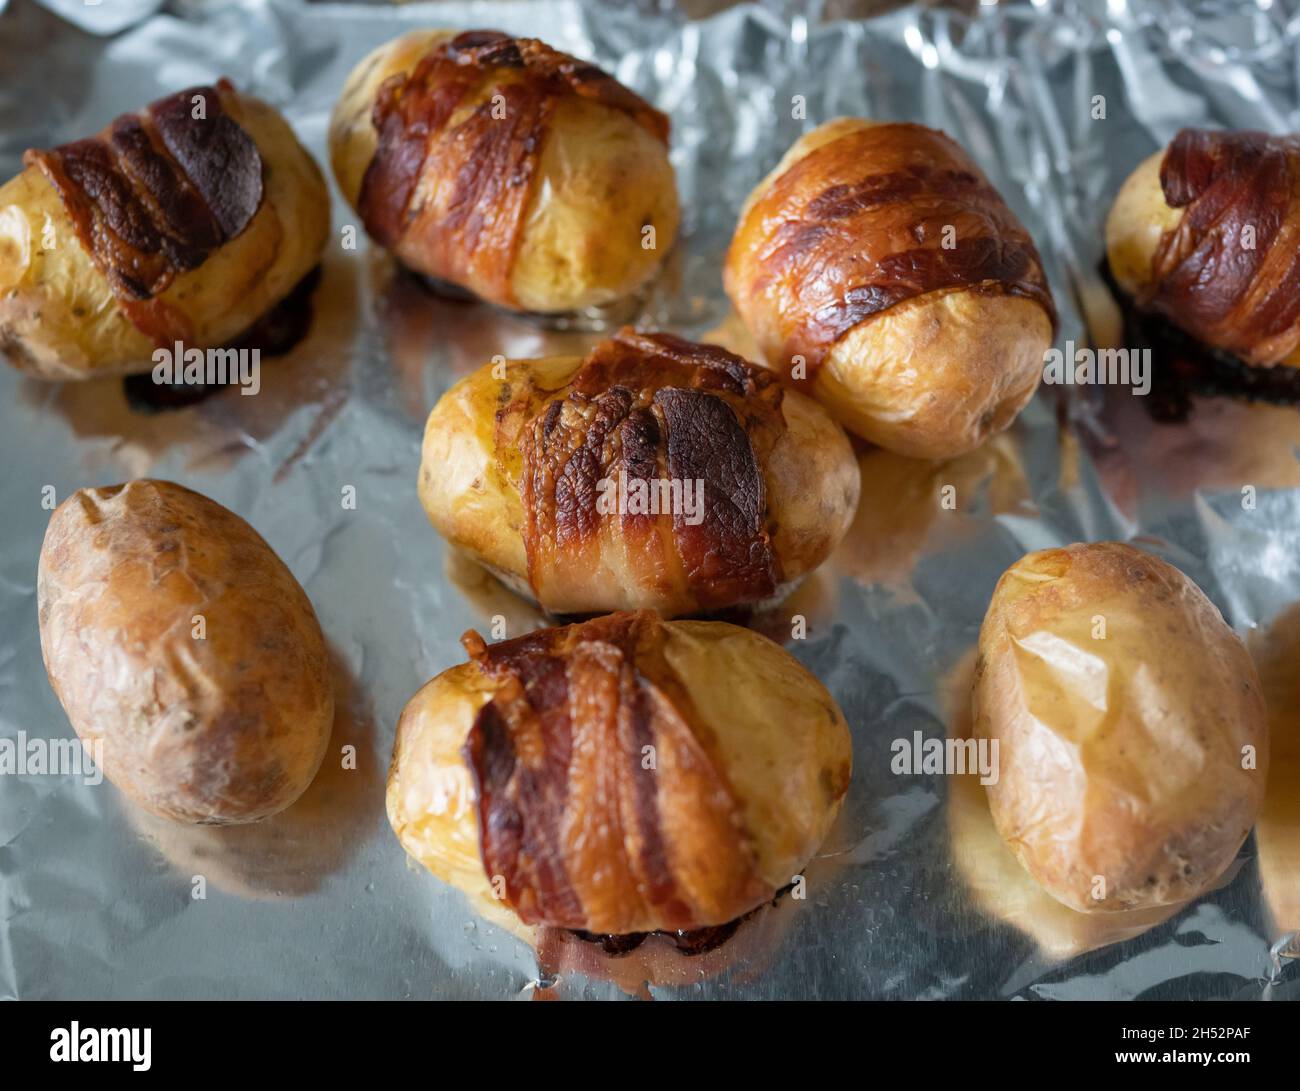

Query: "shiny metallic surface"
<box><xmin>1</xmin><ymin>0</ymin><xmax>1298</xmax><ymax>999</ymax></box>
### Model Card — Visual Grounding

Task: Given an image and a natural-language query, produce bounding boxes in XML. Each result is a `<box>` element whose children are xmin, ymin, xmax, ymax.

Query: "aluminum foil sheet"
<box><xmin>3</xmin><ymin>0</ymin><xmax>1300</xmax><ymax>1000</ymax></box>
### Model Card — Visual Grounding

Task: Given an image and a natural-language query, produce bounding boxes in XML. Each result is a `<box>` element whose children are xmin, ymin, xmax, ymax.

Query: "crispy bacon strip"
<box><xmin>509</xmin><ymin>328</ymin><xmax>786</xmax><ymax>611</ymax></box>
<box><xmin>461</xmin><ymin>611</ymin><xmax>767</xmax><ymax>933</ymax></box>
<box><xmin>24</xmin><ymin>80</ymin><xmax>264</xmax><ymax>344</ymax></box>
<box><xmin>357</xmin><ymin>30</ymin><xmax>669</xmax><ymax>306</ymax></box>
<box><xmin>1145</xmin><ymin>128</ymin><xmax>1300</xmax><ymax>366</ymax></box>
<box><xmin>726</xmin><ymin>122</ymin><xmax>1056</xmax><ymax>374</ymax></box>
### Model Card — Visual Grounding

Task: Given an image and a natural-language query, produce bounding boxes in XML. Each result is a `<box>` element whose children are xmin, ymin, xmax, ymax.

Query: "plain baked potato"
<box><xmin>417</xmin><ymin>327</ymin><xmax>860</xmax><ymax>617</ymax></box>
<box><xmin>329</xmin><ymin>29</ymin><xmax>679</xmax><ymax>314</ymax></box>
<box><xmin>972</xmin><ymin>541</ymin><xmax>1268</xmax><ymax>912</ymax></box>
<box><xmin>387</xmin><ymin>610</ymin><xmax>852</xmax><ymax>936</ymax></box>
<box><xmin>37</xmin><ymin>480</ymin><xmax>334</xmax><ymax>824</ymax></box>
<box><xmin>725</xmin><ymin>118</ymin><xmax>1056</xmax><ymax>459</ymax></box>
<box><xmin>0</xmin><ymin>80</ymin><xmax>329</xmax><ymax>380</ymax></box>
<box><xmin>944</xmin><ymin>650</ymin><xmax>1182</xmax><ymax>960</ymax></box>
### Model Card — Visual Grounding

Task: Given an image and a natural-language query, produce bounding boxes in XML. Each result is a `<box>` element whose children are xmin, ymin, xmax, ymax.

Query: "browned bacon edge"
<box><xmin>460</xmin><ymin>611</ymin><xmax>766</xmax><ymax>933</ymax></box>
<box><xmin>356</xmin><ymin>30</ymin><xmax>670</xmax><ymax>302</ymax></box>
<box><xmin>24</xmin><ymin>80</ymin><xmax>265</xmax><ymax>345</ymax></box>
<box><xmin>736</xmin><ymin>122</ymin><xmax>1057</xmax><ymax>374</ymax></box>
<box><xmin>515</xmin><ymin>328</ymin><xmax>786</xmax><ymax>610</ymax></box>
<box><xmin>1146</xmin><ymin>128</ymin><xmax>1300</xmax><ymax>366</ymax></box>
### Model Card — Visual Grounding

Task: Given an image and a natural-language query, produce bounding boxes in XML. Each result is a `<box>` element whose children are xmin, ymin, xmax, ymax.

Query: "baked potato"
<box><xmin>329</xmin><ymin>29</ymin><xmax>679</xmax><ymax>314</ymax></box>
<box><xmin>0</xmin><ymin>80</ymin><xmax>329</xmax><ymax>380</ymax></box>
<box><xmin>972</xmin><ymin>541</ymin><xmax>1268</xmax><ymax>912</ymax></box>
<box><xmin>945</xmin><ymin>651</ymin><xmax>1182</xmax><ymax>960</ymax></box>
<box><xmin>37</xmin><ymin>480</ymin><xmax>334</xmax><ymax>824</ymax></box>
<box><xmin>417</xmin><ymin>327</ymin><xmax>860</xmax><ymax>617</ymax></box>
<box><xmin>725</xmin><ymin>118</ymin><xmax>1057</xmax><ymax>459</ymax></box>
<box><xmin>387</xmin><ymin>610</ymin><xmax>852</xmax><ymax>935</ymax></box>
<box><xmin>1106</xmin><ymin>129</ymin><xmax>1300</xmax><ymax>367</ymax></box>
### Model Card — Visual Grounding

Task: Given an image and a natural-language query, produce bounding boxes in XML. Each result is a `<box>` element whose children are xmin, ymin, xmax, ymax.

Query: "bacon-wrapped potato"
<box><xmin>387</xmin><ymin>610</ymin><xmax>852</xmax><ymax>936</ymax></box>
<box><xmin>725</xmin><ymin>118</ymin><xmax>1057</xmax><ymax>459</ymax></box>
<box><xmin>37</xmin><ymin>480</ymin><xmax>334</xmax><ymax>825</ymax></box>
<box><xmin>0</xmin><ymin>80</ymin><xmax>329</xmax><ymax>380</ymax></box>
<box><xmin>418</xmin><ymin>328</ymin><xmax>860</xmax><ymax>617</ymax></box>
<box><xmin>1107</xmin><ymin>129</ymin><xmax>1300</xmax><ymax>367</ymax></box>
<box><xmin>329</xmin><ymin>29</ymin><xmax>679</xmax><ymax>314</ymax></box>
<box><xmin>972</xmin><ymin>542</ymin><xmax>1268</xmax><ymax>912</ymax></box>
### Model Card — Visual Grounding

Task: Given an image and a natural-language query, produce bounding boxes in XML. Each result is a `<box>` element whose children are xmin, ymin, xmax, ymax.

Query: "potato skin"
<box><xmin>0</xmin><ymin>89</ymin><xmax>329</xmax><ymax>381</ymax></box>
<box><xmin>37</xmin><ymin>480</ymin><xmax>333</xmax><ymax>824</ymax></box>
<box><xmin>387</xmin><ymin>616</ymin><xmax>852</xmax><ymax>934</ymax></box>
<box><xmin>1104</xmin><ymin>151</ymin><xmax>1181</xmax><ymax>304</ymax></box>
<box><xmin>815</xmin><ymin>289</ymin><xmax>1050</xmax><ymax>459</ymax></box>
<box><xmin>416</xmin><ymin>350</ymin><xmax>860</xmax><ymax>616</ymax></box>
<box><xmin>328</xmin><ymin>29</ymin><xmax>679</xmax><ymax>313</ymax></box>
<box><xmin>726</xmin><ymin>118</ymin><xmax>1053</xmax><ymax>459</ymax></box>
<box><xmin>972</xmin><ymin>542</ymin><xmax>1268</xmax><ymax>912</ymax></box>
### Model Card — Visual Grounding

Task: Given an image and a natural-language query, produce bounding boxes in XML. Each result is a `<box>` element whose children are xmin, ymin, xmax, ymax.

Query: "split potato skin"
<box><xmin>387</xmin><ymin>611</ymin><xmax>852</xmax><ymax>935</ymax></box>
<box><xmin>37</xmin><ymin>480</ymin><xmax>333</xmax><ymax>824</ymax></box>
<box><xmin>972</xmin><ymin>541</ymin><xmax>1268</xmax><ymax>912</ymax></box>
<box><xmin>417</xmin><ymin>332</ymin><xmax>860</xmax><ymax>617</ymax></box>
<box><xmin>725</xmin><ymin>117</ymin><xmax>1055</xmax><ymax>459</ymax></box>
<box><xmin>0</xmin><ymin>87</ymin><xmax>329</xmax><ymax>380</ymax></box>
<box><xmin>329</xmin><ymin>29</ymin><xmax>679</xmax><ymax>313</ymax></box>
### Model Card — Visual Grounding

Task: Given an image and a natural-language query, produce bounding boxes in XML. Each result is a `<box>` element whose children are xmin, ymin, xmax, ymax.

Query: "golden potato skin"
<box><xmin>387</xmin><ymin>612</ymin><xmax>852</xmax><ymax>935</ymax></box>
<box><xmin>0</xmin><ymin>88</ymin><xmax>329</xmax><ymax>380</ymax></box>
<box><xmin>815</xmin><ymin>289</ymin><xmax>1050</xmax><ymax>459</ymax></box>
<box><xmin>972</xmin><ymin>542</ymin><xmax>1268</xmax><ymax>912</ymax></box>
<box><xmin>417</xmin><ymin>335</ymin><xmax>860</xmax><ymax>616</ymax></box>
<box><xmin>37</xmin><ymin>480</ymin><xmax>333</xmax><ymax>824</ymax></box>
<box><xmin>328</xmin><ymin>29</ymin><xmax>679</xmax><ymax>313</ymax></box>
<box><xmin>1104</xmin><ymin>151</ymin><xmax>1182</xmax><ymax>304</ymax></box>
<box><xmin>726</xmin><ymin>118</ymin><xmax>1055</xmax><ymax>459</ymax></box>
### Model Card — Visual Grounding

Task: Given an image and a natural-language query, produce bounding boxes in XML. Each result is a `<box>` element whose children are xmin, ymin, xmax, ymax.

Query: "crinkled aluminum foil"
<box><xmin>2</xmin><ymin>0</ymin><xmax>1299</xmax><ymax>1000</ymax></box>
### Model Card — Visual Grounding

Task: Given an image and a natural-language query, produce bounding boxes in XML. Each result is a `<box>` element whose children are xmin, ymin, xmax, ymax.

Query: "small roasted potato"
<box><xmin>972</xmin><ymin>541</ymin><xmax>1268</xmax><ymax>912</ymax></box>
<box><xmin>725</xmin><ymin>118</ymin><xmax>1056</xmax><ymax>459</ymax></box>
<box><xmin>1106</xmin><ymin>130</ymin><xmax>1300</xmax><ymax>367</ymax></box>
<box><xmin>418</xmin><ymin>327</ymin><xmax>860</xmax><ymax>617</ymax></box>
<box><xmin>0</xmin><ymin>80</ymin><xmax>329</xmax><ymax>380</ymax></box>
<box><xmin>387</xmin><ymin>610</ymin><xmax>852</xmax><ymax>935</ymax></box>
<box><xmin>37</xmin><ymin>480</ymin><xmax>333</xmax><ymax>824</ymax></box>
<box><xmin>329</xmin><ymin>29</ymin><xmax>679</xmax><ymax>313</ymax></box>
